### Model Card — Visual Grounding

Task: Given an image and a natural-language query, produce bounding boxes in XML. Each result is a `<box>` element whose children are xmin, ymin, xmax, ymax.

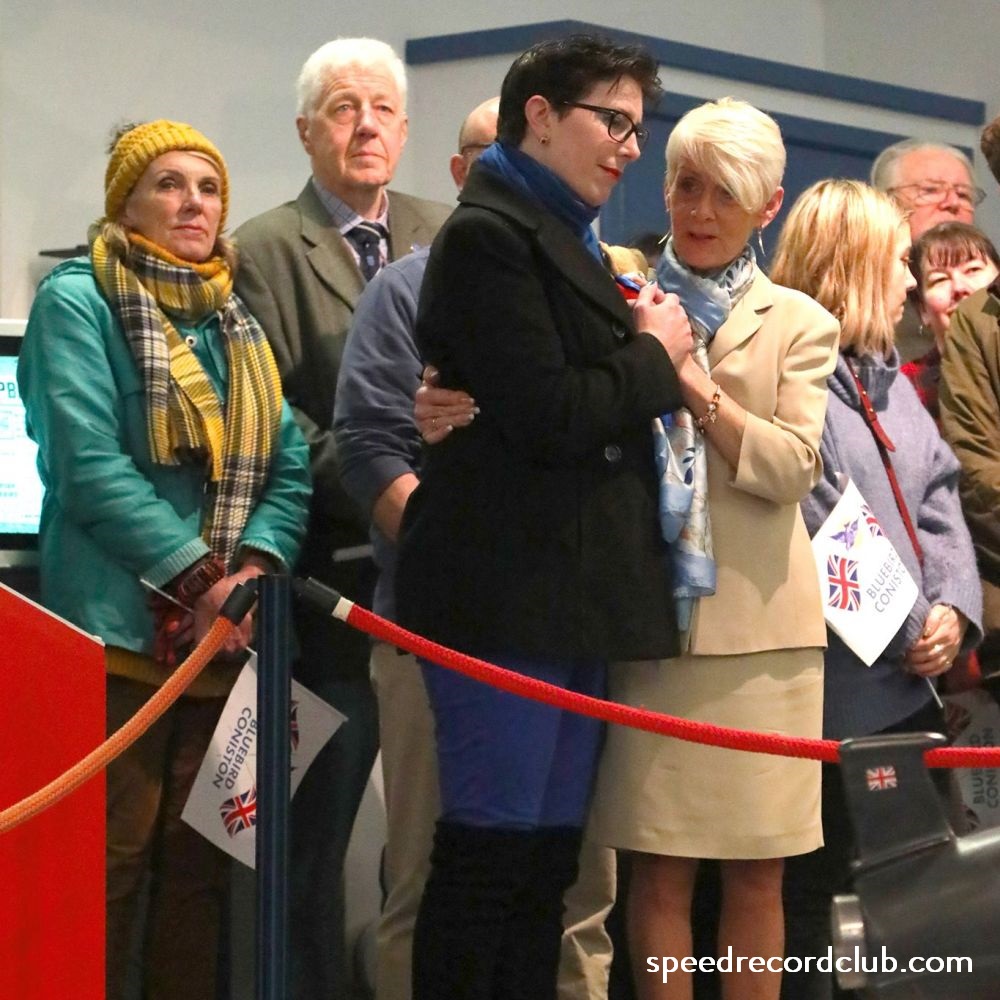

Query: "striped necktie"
<box><xmin>345</xmin><ymin>222</ymin><xmax>388</xmax><ymax>282</ymax></box>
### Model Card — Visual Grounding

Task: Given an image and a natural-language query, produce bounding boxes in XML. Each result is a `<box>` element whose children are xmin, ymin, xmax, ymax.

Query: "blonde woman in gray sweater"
<box><xmin>771</xmin><ymin>178</ymin><xmax>982</xmax><ymax>1000</ymax></box>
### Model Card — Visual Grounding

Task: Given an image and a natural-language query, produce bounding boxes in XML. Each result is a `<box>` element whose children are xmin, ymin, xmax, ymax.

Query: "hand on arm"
<box><xmin>419</xmin><ymin>212</ymin><xmax>684</xmax><ymax>459</ymax></box>
<box><xmin>415</xmin><ymin>365</ymin><xmax>478</xmax><ymax>444</ymax></box>
<box><xmin>152</xmin><ymin>556</ymin><xmax>225</xmax><ymax>666</ymax></box>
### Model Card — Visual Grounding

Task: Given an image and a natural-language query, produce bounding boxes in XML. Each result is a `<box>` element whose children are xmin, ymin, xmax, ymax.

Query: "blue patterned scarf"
<box><xmin>477</xmin><ymin>142</ymin><xmax>602</xmax><ymax>261</ymax></box>
<box><xmin>654</xmin><ymin>237</ymin><xmax>757</xmax><ymax>632</ymax></box>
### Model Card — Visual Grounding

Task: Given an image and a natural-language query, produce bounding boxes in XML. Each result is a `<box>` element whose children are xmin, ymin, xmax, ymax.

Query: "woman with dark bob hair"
<box><xmin>395</xmin><ymin>34</ymin><xmax>693</xmax><ymax>1000</ymax></box>
<box><xmin>904</xmin><ymin>221</ymin><xmax>1000</xmax><ymax>423</ymax></box>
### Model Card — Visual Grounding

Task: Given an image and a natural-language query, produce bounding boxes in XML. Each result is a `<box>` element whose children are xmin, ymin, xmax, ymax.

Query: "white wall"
<box><xmin>3</xmin><ymin>1</ymin><xmax>1000</xmax><ymax>317</ymax></box>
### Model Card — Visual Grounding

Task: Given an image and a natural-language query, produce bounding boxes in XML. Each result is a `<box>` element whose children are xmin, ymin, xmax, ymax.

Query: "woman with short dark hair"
<box><xmin>395</xmin><ymin>34</ymin><xmax>692</xmax><ymax>1000</ymax></box>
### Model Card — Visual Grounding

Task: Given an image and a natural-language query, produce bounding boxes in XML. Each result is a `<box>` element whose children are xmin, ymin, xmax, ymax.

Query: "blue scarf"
<box><xmin>477</xmin><ymin>142</ymin><xmax>602</xmax><ymax>261</ymax></box>
<box><xmin>653</xmin><ymin>238</ymin><xmax>757</xmax><ymax>633</ymax></box>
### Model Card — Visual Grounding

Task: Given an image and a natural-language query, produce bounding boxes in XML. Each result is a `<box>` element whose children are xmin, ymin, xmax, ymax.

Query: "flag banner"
<box><xmin>865</xmin><ymin>765</ymin><xmax>898</xmax><ymax>791</ymax></box>
<box><xmin>181</xmin><ymin>654</ymin><xmax>345</xmax><ymax>867</ymax></box>
<box><xmin>946</xmin><ymin>688</ymin><xmax>1000</xmax><ymax>831</ymax></box>
<box><xmin>810</xmin><ymin>478</ymin><xmax>918</xmax><ymax>666</ymax></box>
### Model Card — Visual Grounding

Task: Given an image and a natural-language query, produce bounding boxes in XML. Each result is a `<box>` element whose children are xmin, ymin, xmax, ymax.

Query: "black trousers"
<box><xmin>412</xmin><ymin>822</ymin><xmax>583</xmax><ymax>1000</ymax></box>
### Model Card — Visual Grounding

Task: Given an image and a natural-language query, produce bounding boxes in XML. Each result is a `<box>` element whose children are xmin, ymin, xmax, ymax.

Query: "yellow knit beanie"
<box><xmin>104</xmin><ymin>119</ymin><xmax>230</xmax><ymax>230</ymax></box>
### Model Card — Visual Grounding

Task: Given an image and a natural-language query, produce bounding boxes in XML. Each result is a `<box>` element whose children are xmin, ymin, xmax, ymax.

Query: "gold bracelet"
<box><xmin>695</xmin><ymin>384</ymin><xmax>722</xmax><ymax>433</ymax></box>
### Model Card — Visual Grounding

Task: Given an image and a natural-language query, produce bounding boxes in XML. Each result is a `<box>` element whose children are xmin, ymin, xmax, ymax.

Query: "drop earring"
<box><xmin>755</xmin><ymin>227</ymin><xmax>766</xmax><ymax>257</ymax></box>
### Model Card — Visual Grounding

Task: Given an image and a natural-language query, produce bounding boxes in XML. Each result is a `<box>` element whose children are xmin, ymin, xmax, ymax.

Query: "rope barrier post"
<box><xmin>255</xmin><ymin>574</ymin><xmax>291</xmax><ymax>1000</ymax></box>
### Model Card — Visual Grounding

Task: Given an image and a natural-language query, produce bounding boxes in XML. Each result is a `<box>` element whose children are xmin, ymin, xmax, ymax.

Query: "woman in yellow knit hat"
<box><xmin>18</xmin><ymin>120</ymin><xmax>311</xmax><ymax>1000</ymax></box>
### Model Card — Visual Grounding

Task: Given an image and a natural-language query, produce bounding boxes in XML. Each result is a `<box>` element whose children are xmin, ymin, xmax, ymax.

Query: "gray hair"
<box><xmin>296</xmin><ymin>38</ymin><xmax>407</xmax><ymax>118</ymax></box>
<box><xmin>870</xmin><ymin>139</ymin><xmax>973</xmax><ymax>191</ymax></box>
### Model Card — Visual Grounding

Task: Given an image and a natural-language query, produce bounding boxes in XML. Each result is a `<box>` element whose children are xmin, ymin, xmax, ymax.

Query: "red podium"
<box><xmin>0</xmin><ymin>583</ymin><xmax>106</xmax><ymax>999</ymax></box>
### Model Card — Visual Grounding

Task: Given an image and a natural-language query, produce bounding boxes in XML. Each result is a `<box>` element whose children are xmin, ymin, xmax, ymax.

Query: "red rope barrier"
<box><xmin>343</xmin><ymin>602</ymin><xmax>1000</xmax><ymax>770</ymax></box>
<box><xmin>0</xmin><ymin>616</ymin><xmax>235</xmax><ymax>835</ymax></box>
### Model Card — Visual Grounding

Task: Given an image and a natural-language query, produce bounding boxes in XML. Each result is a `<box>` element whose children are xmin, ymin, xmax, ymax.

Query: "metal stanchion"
<box><xmin>255</xmin><ymin>574</ymin><xmax>291</xmax><ymax>1000</ymax></box>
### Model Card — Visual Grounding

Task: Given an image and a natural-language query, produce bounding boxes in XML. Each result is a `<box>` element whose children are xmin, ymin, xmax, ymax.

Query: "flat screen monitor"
<box><xmin>0</xmin><ymin>330</ymin><xmax>43</xmax><ymax>556</ymax></box>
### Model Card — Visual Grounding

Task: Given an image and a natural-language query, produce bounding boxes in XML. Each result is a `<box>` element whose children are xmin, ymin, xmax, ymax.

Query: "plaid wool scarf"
<box><xmin>91</xmin><ymin>231</ymin><xmax>283</xmax><ymax>567</ymax></box>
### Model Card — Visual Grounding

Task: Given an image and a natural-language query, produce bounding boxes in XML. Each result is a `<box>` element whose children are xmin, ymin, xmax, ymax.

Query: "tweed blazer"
<box><xmin>940</xmin><ymin>284</ymin><xmax>1000</xmax><ymax>588</ymax></box>
<box><xmin>395</xmin><ymin>166</ymin><xmax>684</xmax><ymax>660</ymax></box>
<box><xmin>686</xmin><ymin>272</ymin><xmax>840</xmax><ymax>656</ymax></box>
<box><xmin>233</xmin><ymin>181</ymin><xmax>452</xmax><ymax>560</ymax></box>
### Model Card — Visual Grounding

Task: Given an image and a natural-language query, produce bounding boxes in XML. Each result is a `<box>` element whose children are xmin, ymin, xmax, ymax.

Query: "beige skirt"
<box><xmin>588</xmin><ymin>648</ymin><xmax>824</xmax><ymax>860</ymax></box>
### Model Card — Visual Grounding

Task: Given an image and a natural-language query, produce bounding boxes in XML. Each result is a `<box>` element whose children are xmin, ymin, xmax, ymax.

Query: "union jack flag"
<box><xmin>220</xmin><ymin>786</ymin><xmax>257</xmax><ymax>837</ymax></box>
<box><xmin>860</xmin><ymin>502</ymin><xmax>886</xmax><ymax>540</ymax></box>
<box><xmin>866</xmin><ymin>765</ymin><xmax>897</xmax><ymax>791</ymax></box>
<box><xmin>827</xmin><ymin>555</ymin><xmax>861</xmax><ymax>611</ymax></box>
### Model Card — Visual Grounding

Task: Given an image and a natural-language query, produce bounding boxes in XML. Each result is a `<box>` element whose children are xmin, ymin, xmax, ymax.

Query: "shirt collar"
<box><xmin>311</xmin><ymin>176</ymin><xmax>390</xmax><ymax>235</ymax></box>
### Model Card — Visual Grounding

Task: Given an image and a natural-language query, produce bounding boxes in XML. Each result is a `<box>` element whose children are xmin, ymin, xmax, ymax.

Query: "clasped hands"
<box><xmin>151</xmin><ymin>556</ymin><xmax>270</xmax><ymax>667</ymax></box>
<box><xmin>905</xmin><ymin>603</ymin><xmax>967</xmax><ymax>678</ymax></box>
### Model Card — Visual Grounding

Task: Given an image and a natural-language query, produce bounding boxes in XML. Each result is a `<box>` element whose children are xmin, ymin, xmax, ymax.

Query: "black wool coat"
<box><xmin>396</xmin><ymin>165</ymin><xmax>683</xmax><ymax>661</ymax></box>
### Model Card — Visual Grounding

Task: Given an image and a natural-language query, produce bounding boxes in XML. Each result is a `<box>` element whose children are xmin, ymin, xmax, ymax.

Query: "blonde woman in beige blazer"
<box><xmin>589</xmin><ymin>99</ymin><xmax>839</xmax><ymax>1000</ymax></box>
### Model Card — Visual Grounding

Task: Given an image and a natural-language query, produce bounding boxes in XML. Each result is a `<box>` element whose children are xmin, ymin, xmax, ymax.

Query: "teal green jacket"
<box><xmin>18</xmin><ymin>258</ymin><xmax>311</xmax><ymax>654</ymax></box>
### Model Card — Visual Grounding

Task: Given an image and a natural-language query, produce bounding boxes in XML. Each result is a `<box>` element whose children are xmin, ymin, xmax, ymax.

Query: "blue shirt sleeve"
<box><xmin>333</xmin><ymin>250</ymin><xmax>429</xmax><ymax>514</ymax></box>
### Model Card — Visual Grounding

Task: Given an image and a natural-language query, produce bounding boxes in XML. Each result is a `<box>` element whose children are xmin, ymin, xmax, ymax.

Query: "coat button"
<box><xmin>612</xmin><ymin>322</ymin><xmax>628</xmax><ymax>340</ymax></box>
<box><xmin>604</xmin><ymin>444</ymin><xmax>622</xmax><ymax>463</ymax></box>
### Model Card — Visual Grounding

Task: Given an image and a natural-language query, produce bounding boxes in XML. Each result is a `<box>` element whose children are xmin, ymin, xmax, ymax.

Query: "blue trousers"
<box><xmin>420</xmin><ymin>653</ymin><xmax>606</xmax><ymax>829</ymax></box>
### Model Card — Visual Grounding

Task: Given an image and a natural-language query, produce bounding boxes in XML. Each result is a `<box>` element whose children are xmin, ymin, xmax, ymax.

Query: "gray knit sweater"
<box><xmin>800</xmin><ymin>350</ymin><xmax>983</xmax><ymax>739</ymax></box>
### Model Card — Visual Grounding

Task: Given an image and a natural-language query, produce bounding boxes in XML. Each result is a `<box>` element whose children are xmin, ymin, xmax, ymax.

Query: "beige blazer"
<box><xmin>687</xmin><ymin>271</ymin><xmax>840</xmax><ymax>656</ymax></box>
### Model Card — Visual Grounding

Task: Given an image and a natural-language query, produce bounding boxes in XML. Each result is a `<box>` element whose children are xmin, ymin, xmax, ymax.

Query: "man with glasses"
<box><xmin>872</xmin><ymin>138</ymin><xmax>985</xmax><ymax>361</ymax></box>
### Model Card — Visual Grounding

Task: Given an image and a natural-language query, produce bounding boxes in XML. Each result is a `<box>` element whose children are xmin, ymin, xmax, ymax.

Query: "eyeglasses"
<box><xmin>558</xmin><ymin>102</ymin><xmax>649</xmax><ymax>150</ymax></box>
<box><xmin>887</xmin><ymin>180</ymin><xmax>986</xmax><ymax>209</ymax></box>
<box><xmin>459</xmin><ymin>142</ymin><xmax>492</xmax><ymax>158</ymax></box>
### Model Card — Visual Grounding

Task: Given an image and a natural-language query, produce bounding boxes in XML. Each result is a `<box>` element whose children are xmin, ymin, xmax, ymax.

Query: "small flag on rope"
<box><xmin>866</xmin><ymin>765</ymin><xmax>898</xmax><ymax>791</ymax></box>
